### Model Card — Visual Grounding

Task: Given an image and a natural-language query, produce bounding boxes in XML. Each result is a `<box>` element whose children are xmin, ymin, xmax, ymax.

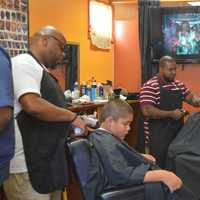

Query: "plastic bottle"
<box><xmin>91</xmin><ymin>78</ymin><xmax>97</xmax><ymax>101</ymax></box>
<box><xmin>73</xmin><ymin>81</ymin><xmax>80</xmax><ymax>99</ymax></box>
<box><xmin>86</xmin><ymin>84</ymin><xmax>91</xmax><ymax>101</ymax></box>
<box><xmin>73</xmin><ymin>81</ymin><xmax>79</xmax><ymax>90</ymax></box>
<box><xmin>98</xmin><ymin>83</ymin><xmax>104</xmax><ymax>97</ymax></box>
<box><xmin>80</xmin><ymin>81</ymin><xmax>86</xmax><ymax>96</ymax></box>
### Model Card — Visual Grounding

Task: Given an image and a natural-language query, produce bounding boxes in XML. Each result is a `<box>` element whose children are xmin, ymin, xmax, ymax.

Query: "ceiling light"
<box><xmin>188</xmin><ymin>1</ymin><xmax>200</xmax><ymax>6</ymax></box>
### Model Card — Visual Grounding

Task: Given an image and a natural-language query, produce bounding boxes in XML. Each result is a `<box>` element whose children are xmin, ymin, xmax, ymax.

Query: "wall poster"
<box><xmin>0</xmin><ymin>0</ymin><xmax>28</xmax><ymax>57</ymax></box>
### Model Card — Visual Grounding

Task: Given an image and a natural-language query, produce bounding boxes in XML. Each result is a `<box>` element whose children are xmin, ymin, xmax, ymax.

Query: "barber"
<box><xmin>139</xmin><ymin>55</ymin><xmax>200</xmax><ymax>168</ymax></box>
<box><xmin>4</xmin><ymin>26</ymin><xmax>86</xmax><ymax>200</ymax></box>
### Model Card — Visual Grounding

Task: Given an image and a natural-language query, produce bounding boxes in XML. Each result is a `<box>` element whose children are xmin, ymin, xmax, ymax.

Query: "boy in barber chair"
<box><xmin>88</xmin><ymin>99</ymin><xmax>197</xmax><ymax>200</ymax></box>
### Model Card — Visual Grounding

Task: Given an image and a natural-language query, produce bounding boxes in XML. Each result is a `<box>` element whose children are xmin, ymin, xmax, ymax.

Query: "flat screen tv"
<box><xmin>150</xmin><ymin>6</ymin><xmax>200</xmax><ymax>64</ymax></box>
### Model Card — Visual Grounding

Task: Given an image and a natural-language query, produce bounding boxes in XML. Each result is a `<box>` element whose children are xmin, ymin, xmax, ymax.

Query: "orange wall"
<box><xmin>29</xmin><ymin>0</ymin><xmax>200</xmax><ymax>103</ymax></box>
<box><xmin>176</xmin><ymin>64</ymin><xmax>200</xmax><ymax>112</ymax></box>
<box><xmin>29</xmin><ymin>0</ymin><xmax>113</xmax><ymax>84</ymax></box>
<box><xmin>114</xmin><ymin>4</ymin><xmax>141</xmax><ymax>92</ymax></box>
<box><xmin>114</xmin><ymin>2</ymin><xmax>200</xmax><ymax>114</ymax></box>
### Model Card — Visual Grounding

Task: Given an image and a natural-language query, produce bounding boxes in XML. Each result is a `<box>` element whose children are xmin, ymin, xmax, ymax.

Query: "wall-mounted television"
<box><xmin>150</xmin><ymin>6</ymin><xmax>200</xmax><ymax>64</ymax></box>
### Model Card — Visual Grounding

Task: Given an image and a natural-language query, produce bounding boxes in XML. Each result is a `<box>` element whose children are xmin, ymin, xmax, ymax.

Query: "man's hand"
<box><xmin>192</xmin><ymin>97</ymin><xmax>200</xmax><ymax>107</ymax></box>
<box><xmin>72</xmin><ymin>116</ymin><xmax>87</xmax><ymax>135</ymax></box>
<box><xmin>171</xmin><ymin>109</ymin><xmax>184</xmax><ymax>120</ymax></box>
<box><xmin>141</xmin><ymin>104</ymin><xmax>184</xmax><ymax>120</ymax></box>
<box><xmin>0</xmin><ymin>107</ymin><xmax>12</xmax><ymax>132</ymax></box>
<box><xmin>160</xmin><ymin>170</ymin><xmax>183</xmax><ymax>193</ymax></box>
<box><xmin>144</xmin><ymin>170</ymin><xmax>183</xmax><ymax>193</ymax></box>
<box><xmin>185</xmin><ymin>93</ymin><xmax>200</xmax><ymax>107</ymax></box>
<box><xmin>141</xmin><ymin>154</ymin><xmax>156</xmax><ymax>163</ymax></box>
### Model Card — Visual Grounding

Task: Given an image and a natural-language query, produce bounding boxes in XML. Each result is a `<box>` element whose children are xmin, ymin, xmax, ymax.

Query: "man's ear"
<box><xmin>41</xmin><ymin>35</ymin><xmax>48</xmax><ymax>47</ymax></box>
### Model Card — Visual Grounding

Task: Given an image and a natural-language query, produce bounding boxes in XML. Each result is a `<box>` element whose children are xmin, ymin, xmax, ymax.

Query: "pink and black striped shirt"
<box><xmin>139</xmin><ymin>75</ymin><xmax>190</xmax><ymax>143</ymax></box>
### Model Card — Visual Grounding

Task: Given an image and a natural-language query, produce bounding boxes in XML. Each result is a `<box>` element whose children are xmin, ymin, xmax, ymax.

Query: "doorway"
<box><xmin>64</xmin><ymin>42</ymin><xmax>80</xmax><ymax>90</ymax></box>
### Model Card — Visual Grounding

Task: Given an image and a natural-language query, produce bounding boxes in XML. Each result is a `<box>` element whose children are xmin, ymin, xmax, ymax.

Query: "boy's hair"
<box><xmin>99</xmin><ymin>99</ymin><xmax>133</xmax><ymax>124</ymax></box>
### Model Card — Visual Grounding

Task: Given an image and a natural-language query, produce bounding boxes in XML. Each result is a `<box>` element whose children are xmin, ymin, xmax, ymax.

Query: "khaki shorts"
<box><xmin>3</xmin><ymin>173</ymin><xmax>61</xmax><ymax>200</ymax></box>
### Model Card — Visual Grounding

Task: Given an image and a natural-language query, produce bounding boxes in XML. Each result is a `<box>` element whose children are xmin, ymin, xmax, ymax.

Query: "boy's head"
<box><xmin>99</xmin><ymin>99</ymin><xmax>133</xmax><ymax>140</ymax></box>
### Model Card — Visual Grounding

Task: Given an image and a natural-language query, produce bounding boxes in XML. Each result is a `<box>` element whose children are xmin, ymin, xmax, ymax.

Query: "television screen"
<box><xmin>162</xmin><ymin>13</ymin><xmax>200</xmax><ymax>56</ymax></box>
<box><xmin>150</xmin><ymin>6</ymin><xmax>200</xmax><ymax>64</ymax></box>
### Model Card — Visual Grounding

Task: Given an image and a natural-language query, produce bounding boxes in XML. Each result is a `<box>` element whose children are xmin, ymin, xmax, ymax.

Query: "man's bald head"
<box><xmin>30</xmin><ymin>26</ymin><xmax>67</xmax><ymax>47</ymax></box>
<box><xmin>159</xmin><ymin>56</ymin><xmax>176</xmax><ymax>68</ymax></box>
<box><xmin>159</xmin><ymin>55</ymin><xmax>177</xmax><ymax>82</ymax></box>
<box><xmin>39</xmin><ymin>26</ymin><xmax>58</xmax><ymax>35</ymax></box>
<box><xmin>29</xmin><ymin>26</ymin><xmax>67</xmax><ymax>69</ymax></box>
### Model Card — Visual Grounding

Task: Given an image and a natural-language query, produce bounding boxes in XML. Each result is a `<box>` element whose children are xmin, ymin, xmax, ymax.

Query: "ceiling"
<box><xmin>111</xmin><ymin>0</ymin><xmax>198</xmax><ymax>6</ymax></box>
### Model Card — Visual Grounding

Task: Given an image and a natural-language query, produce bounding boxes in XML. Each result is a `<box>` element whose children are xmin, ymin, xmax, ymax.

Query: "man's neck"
<box><xmin>29</xmin><ymin>48</ymin><xmax>45</xmax><ymax>67</ymax></box>
<box><xmin>158</xmin><ymin>74</ymin><xmax>173</xmax><ymax>85</ymax></box>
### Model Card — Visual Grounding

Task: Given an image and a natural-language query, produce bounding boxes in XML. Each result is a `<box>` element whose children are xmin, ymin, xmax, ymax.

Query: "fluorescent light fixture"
<box><xmin>188</xmin><ymin>1</ymin><xmax>200</xmax><ymax>6</ymax></box>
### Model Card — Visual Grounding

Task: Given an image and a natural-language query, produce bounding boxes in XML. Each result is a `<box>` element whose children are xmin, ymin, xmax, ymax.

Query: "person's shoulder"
<box><xmin>89</xmin><ymin>130</ymin><xmax>120</xmax><ymax>152</ymax></box>
<box><xmin>143</xmin><ymin>76</ymin><xmax>159</xmax><ymax>87</ymax></box>
<box><xmin>12</xmin><ymin>53</ymin><xmax>43</xmax><ymax>73</ymax></box>
<box><xmin>174</xmin><ymin>79</ymin><xmax>185</xmax><ymax>87</ymax></box>
<box><xmin>89</xmin><ymin>129</ymin><xmax>109</xmax><ymax>139</ymax></box>
<box><xmin>174</xmin><ymin>79</ymin><xmax>184</xmax><ymax>84</ymax></box>
<box><xmin>89</xmin><ymin>129</ymin><xmax>114</xmax><ymax>143</ymax></box>
<box><xmin>141</xmin><ymin>76</ymin><xmax>159</xmax><ymax>93</ymax></box>
<box><xmin>12</xmin><ymin>53</ymin><xmax>32</xmax><ymax>63</ymax></box>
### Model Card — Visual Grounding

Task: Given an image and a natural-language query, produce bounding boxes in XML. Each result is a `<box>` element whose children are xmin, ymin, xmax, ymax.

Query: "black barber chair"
<box><xmin>167</xmin><ymin>112</ymin><xmax>200</xmax><ymax>199</ymax></box>
<box><xmin>66</xmin><ymin>138</ymin><xmax>145</xmax><ymax>200</ymax></box>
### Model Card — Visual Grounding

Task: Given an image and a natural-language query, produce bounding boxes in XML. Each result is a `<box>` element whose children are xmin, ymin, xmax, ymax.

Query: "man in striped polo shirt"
<box><xmin>139</xmin><ymin>55</ymin><xmax>200</xmax><ymax>168</ymax></box>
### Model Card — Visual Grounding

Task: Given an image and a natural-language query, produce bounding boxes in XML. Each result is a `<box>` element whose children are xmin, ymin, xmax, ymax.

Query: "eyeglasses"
<box><xmin>48</xmin><ymin>35</ymin><xmax>66</xmax><ymax>52</ymax></box>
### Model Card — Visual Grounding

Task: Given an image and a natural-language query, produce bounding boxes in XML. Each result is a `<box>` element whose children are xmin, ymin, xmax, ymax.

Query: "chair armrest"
<box><xmin>100</xmin><ymin>185</ymin><xmax>145</xmax><ymax>200</ymax></box>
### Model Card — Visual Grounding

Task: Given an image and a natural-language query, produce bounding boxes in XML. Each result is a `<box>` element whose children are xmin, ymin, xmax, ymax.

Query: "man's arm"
<box><xmin>140</xmin><ymin>80</ymin><xmax>184</xmax><ymax>120</ymax></box>
<box><xmin>141</xmin><ymin>104</ymin><xmax>184</xmax><ymax>120</ymax></box>
<box><xmin>19</xmin><ymin>93</ymin><xmax>86</xmax><ymax>131</ymax></box>
<box><xmin>0</xmin><ymin>48</ymin><xmax>13</xmax><ymax>132</ymax></box>
<box><xmin>89</xmin><ymin>134</ymin><xmax>150</xmax><ymax>185</ymax></box>
<box><xmin>0</xmin><ymin>107</ymin><xmax>12</xmax><ymax>132</ymax></box>
<box><xmin>144</xmin><ymin>170</ymin><xmax>182</xmax><ymax>193</ymax></box>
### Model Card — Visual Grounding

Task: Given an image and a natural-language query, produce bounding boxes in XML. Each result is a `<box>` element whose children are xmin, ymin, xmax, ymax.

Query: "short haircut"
<box><xmin>99</xmin><ymin>99</ymin><xmax>133</xmax><ymax>124</ymax></box>
<box><xmin>159</xmin><ymin>55</ymin><xmax>176</xmax><ymax>68</ymax></box>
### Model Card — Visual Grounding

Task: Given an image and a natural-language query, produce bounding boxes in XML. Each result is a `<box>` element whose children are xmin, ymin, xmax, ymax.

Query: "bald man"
<box><xmin>4</xmin><ymin>26</ymin><xmax>86</xmax><ymax>200</ymax></box>
<box><xmin>140</xmin><ymin>56</ymin><xmax>200</xmax><ymax>169</ymax></box>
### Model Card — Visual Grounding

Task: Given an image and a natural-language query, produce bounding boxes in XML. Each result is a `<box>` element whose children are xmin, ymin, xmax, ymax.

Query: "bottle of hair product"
<box><xmin>91</xmin><ymin>78</ymin><xmax>97</xmax><ymax>101</ymax></box>
<box><xmin>86</xmin><ymin>83</ymin><xmax>91</xmax><ymax>101</ymax></box>
<box><xmin>73</xmin><ymin>81</ymin><xmax>80</xmax><ymax>99</ymax></box>
<box><xmin>98</xmin><ymin>83</ymin><xmax>104</xmax><ymax>97</ymax></box>
<box><xmin>80</xmin><ymin>81</ymin><xmax>86</xmax><ymax>96</ymax></box>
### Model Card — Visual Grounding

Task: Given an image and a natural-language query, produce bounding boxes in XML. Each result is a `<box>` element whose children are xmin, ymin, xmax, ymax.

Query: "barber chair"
<box><xmin>167</xmin><ymin>112</ymin><xmax>200</xmax><ymax>199</ymax></box>
<box><xmin>66</xmin><ymin>138</ymin><xmax>145</xmax><ymax>200</ymax></box>
<box><xmin>167</xmin><ymin>153</ymin><xmax>200</xmax><ymax>199</ymax></box>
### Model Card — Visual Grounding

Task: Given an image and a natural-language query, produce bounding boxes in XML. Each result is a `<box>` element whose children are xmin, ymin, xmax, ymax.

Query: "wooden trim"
<box><xmin>111</xmin><ymin>0</ymin><xmax>198</xmax><ymax>4</ymax></box>
<box><xmin>111</xmin><ymin>0</ymin><xmax>137</xmax><ymax>5</ymax></box>
<box><xmin>161</xmin><ymin>0</ymin><xmax>198</xmax><ymax>2</ymax></box>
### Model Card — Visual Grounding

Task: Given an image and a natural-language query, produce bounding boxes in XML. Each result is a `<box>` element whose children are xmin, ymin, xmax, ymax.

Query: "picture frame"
<box><xmin>0</xmin><ymin>0</ymin><xmax>29</xmax><ymax>57</ymax></box>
